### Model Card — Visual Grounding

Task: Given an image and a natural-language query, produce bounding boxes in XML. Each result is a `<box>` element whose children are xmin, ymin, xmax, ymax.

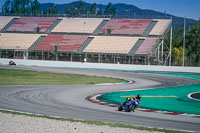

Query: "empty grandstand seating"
<box><xmin>83</xmin><ymin>36</ymin><xmax>139</xmax><ymax>54</ymax></box>
<box><xmin>99</xmin><ymin>19</ymin><xmax>152</xmax><ymax>35</ymax></box>
<box><xmin>34</xmin><ymin>34</ymin><xmax>88</xmax><ymax>52</ymax></box>
<box><xmin>0</xmin><ymin>16</ymin><xmax>171</xmax><ymax>64</ymax></box>
<box><xmin>0</xmin><ymin>33</ymin><xmax>42</xmax><ymax>50</ymax></box>
<box><xmin>52</xmin><ymin>18</ymin><xmax>108</xmax><ymax>33</ymax></box>
<box><xmin>135</xmin><ymin>37</ymin><xmax>159</xmax><ymax>55</ymax></box>
<box><xmin>149</xmin><ymin>19</ymin><xmax>172</xmax><ymax>36</ymax></box>
<box><xmin>0</xmin><ymin>16</ymin><xmax>15</xmax><ymax>31</ymax></box>
<box><xmin>6</xmin><ymin>17</ymin><xmax>57</xmax><ymax>32</ymax></box>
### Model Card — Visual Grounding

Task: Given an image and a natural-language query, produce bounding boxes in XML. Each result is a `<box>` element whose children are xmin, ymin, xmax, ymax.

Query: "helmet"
<box><xmin>136</xmin><ymin>94</ymin><xmax>141</xmax><ymax>100</ymax></box>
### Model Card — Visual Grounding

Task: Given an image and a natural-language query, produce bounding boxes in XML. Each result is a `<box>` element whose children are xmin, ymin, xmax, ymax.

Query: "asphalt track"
<box><xmin>0</xmin><ymin>65</ymin><xmax>200</xmax><ymax>132</ymax></box>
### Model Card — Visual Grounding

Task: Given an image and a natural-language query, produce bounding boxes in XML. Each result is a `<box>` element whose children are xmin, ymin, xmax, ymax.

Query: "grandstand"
<box><xmin>99</xmin><ymin>19</ymin><xmax>152</xmax><ymax>35</ymax></box>
<box><xmin>135</xmin><ymin>37</ymin><xmax>159</xmax><ymax>55</ymax></box>
<box><xmin>84</xmin><ymin>36</ymin><xmax>140</xmax><ymax>54</ymax></box>
<box><xmin>6</xmin><ymin>17</ymin><xmax>58</xmax><ymax>33</ymax></box>
<box><xmin>0</xmin><ymin>33</ymin><xmax>42</xmax><ymax>50</ymax></box>
<box><xmin>34</xmin><ymin>34</ymin><xmax>89</xmax><ymax>52</ymax></box>
<box><xmin>149</xmin><ymin>19</ymin><xmax>172</xmax><ymax>36</ymax></box>
<box><xmin>52</xmin><ymin>18</ymin><xmax>109</xmax><ymax>34</ymax></box>
<box><xmin>0</xmin><ymin>16</ymin><xmax>16</xmax><ymax>31</ymax></box>
<box><xmin>0</xmin><ymin>16</ymin><xmax>172</xmax><ymax>65</ymax></box>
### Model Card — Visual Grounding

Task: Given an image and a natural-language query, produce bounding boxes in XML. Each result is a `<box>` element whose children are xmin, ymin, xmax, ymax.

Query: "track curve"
<box><xmin>0</xmin><ymin>65</ymin><xmax>200</xmax><ymax>132</ymax></box>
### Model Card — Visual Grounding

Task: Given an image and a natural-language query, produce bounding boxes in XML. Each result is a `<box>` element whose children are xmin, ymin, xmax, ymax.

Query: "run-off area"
<box><xmin>97</xmin><ymin>71</ymin><xmax>200</xmax><ymax>115</ymax></box>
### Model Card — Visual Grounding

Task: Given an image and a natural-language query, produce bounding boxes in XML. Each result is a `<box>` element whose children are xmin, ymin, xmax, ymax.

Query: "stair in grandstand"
<box><xmin>128</xmin><ymin>39</ymin><xmax>144</xmax><ymax>55</ymax></box>
<box><xmin>77</xmin><ymin>37</ymin><xmax>94</xmax><ymax>53</ymax></box>
<box><xmin>93</xmin><ymin>20</ymin><xmax>109</xmax><ymax>34</ymax></box>
<box><xmin>1</xmin><ymin>18</ymin><xmax>18</xmax><ymax>32</ymax></box>
<box><xmin>143</xmin><ymin>21</ymin><xmax>157</xmax><ymax>36</ymax></box>
<box><xmin>45</xmin><ymin>19</ymin><xmax>62</xmax><ymax>33</ymax></box>
<box><xmin>28</xmin><ymin>36</ymin><xmax>46</xmax><ymax>51</ymax></box>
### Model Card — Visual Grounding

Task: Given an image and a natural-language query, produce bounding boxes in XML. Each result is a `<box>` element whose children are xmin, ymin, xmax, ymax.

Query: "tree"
<box><xmin>96</xmin><ymin>9</ymin><xmax>102</xmax><ymax>16</ymax></box>
<box><xmin>77</xmin><ymin>1</ymin><xmax>87</xmax><ymax>15</ymax></box>
<box><xmin>2</xmin><ymin>0</ymin><xmax>12</xmax><ymax>13</ymax></box>
<box><xmin>164</xmin><ymin>20</ymin><xmax>200</xmax><ymax>66</ymax></box>
<box><xmin>104</xmin><ymin>3</ymin><xmax>112</xmax><ymax>16</ymax></box>
<box><xmin>64</xmin><ymin>1</ymin><xmax>88</xmax><ymax>17</ymax></box>
<box><xmin>2</xmin><ymin>0</ymin><xmax>41</xmax><ymax>15</ymax></box>
<box><xmin>65</xmin><ymin>4</ymin><xmax>78</xmax><ymax>17</ymax></box>
<box><xmin>21</xmin><ymin>0</ymin><xmax>31</xmax><ymax>13</ymax></box>
<box><xmin>10</xmin><ymin>0</ymin><xmax>32</xmax><ymax>14</ymax></box>
<box><xmin>186</xmin><ymin>20</ymin><xmax>200</xmax><ymax>65</ymax></box>
<box><xmin>90</xmin><ymin>3</ymin><xmax>96</xmax><ymax>16</ymax></box>
<box><xmin>172</xmin><ymin>46</ymin><xmax>183</xmax><ymax>65</ymax></box>
<box><xmin>31</xmin><ymin>0</ymin><xmax>40</xmax><ymax>15</ymax></box>
<box><xmin>104</xmin><ymin>2</ymin><xmax>116</xmax><ymax>17</ymax></box>
<box><xmin>110</xmin><ymin>7</ymin><xmax>117</xmax><ymax>18</ymax></box>
<box><xmin>47</xmin><ymin>3</ymin><xmax>58</xmax><ymax>15</ymax></box>
<box><xmin>11</xmin><ymin>0</ymin><xmax>21</xmax><ymax>13</ymax></box>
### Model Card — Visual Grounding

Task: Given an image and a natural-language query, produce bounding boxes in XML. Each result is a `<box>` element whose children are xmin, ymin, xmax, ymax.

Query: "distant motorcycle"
<box><xmin>9</xmin><ymin>60</ymin><xmax>16</xmax><ymax>65</ymax></box>
<box><xmin>118</xmin><ymin>98</ymin><xmax>140</xmax><ymax>112</ymax></box>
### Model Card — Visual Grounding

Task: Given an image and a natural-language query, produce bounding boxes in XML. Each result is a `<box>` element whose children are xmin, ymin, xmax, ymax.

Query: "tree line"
<box><xmin>2</xmin><ymin>0</ymin><xmax>41</xmax><ymax>15</ymax></box>
<box><xmin>165</xmin><ymin>20</ymin><xmax>200</xmax><ymax>66</ymax></box>
<box><xmin>2</xmin><ymin>0</ymin><xmax>117</xmax><ymax>17</ymax></box>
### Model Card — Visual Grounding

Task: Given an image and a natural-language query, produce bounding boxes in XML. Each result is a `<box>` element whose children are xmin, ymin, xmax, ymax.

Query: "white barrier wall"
<box><xmin>0</xmin><ymin>58</ymin><xmax>200</xmax><ymax>73</ymax></box>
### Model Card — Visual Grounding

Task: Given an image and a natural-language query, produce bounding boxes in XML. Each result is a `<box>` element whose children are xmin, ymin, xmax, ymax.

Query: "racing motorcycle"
<box><xmin>118</xmin><ymin>98</ymin><xmax>139</xmax><ymax>112</ymax></box>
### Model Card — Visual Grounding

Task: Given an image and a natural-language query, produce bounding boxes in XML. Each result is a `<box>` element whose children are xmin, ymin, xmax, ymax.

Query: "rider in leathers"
<box><xmin>123</xmin><ymin>94</ymin><xmax>141</xmax><ymax>112</ymax></box>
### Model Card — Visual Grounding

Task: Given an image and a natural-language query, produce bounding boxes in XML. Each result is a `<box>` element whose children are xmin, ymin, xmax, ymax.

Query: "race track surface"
<box><xmin>0</xmin><ymin>65</ymin><xmax>200</xmax><ymax>132</ymax></box>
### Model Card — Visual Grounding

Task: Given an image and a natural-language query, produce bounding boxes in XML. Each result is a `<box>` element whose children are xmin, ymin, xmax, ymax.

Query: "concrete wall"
<box><xmin>0</xmin><ymin>58</ymin><xmax>200</xmax><ymax>73</ymax></box>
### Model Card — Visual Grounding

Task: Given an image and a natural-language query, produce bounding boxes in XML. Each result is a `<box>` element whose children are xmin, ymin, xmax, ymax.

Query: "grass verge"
<box><xmin>0</xmin><ymin>68</ymin><xmax>123</xmax><ymax>85</ymax></box>
<box><xmin>0</xmin><ymin>109</ymin><xmax>189</xmax><ymax>133</ymax></box>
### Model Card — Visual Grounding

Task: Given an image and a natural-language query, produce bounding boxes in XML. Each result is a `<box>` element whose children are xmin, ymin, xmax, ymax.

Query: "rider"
<box><xmin>123</xmin><ymin>94</ymin><xmax>141</xmax><ymax>112</ymax></box>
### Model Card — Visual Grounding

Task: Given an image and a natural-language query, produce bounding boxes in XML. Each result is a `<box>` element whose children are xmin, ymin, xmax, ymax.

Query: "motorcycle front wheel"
<box><xmin>118</xmin><ymin>104</ymin><xmax>123</xmax><ymax>111</ymax></box>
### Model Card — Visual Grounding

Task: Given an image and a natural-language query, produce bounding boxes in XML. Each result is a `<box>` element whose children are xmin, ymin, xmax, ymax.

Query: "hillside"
<box><xmin>40</xmin><ymin>2</ymin><xmax>197</xmax><ymax>28</ymax></box>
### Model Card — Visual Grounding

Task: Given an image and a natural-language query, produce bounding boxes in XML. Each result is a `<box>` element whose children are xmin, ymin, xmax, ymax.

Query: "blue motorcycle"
<box><xmin>118</xmin><ymin>98</ymin><xmax>140</xmax><ymax>112</ymax></box>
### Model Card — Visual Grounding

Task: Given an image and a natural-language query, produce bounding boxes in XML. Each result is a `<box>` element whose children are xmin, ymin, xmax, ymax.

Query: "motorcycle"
<box><xmin>118</xmin><ymin>98</ymin><xmax>139</xmax><ymax>112</ymax></box>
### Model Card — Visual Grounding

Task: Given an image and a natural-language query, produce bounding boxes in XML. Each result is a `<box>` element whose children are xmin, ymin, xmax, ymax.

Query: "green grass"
<box><xmin>0</xmin><ymin>69</ymin><xmax>123</xmax><ymax>85</ymax></box>
<box><xmin>0</xmin><ymin>109</ymin><xmax>189</xmax><ymax>133</ymax></box>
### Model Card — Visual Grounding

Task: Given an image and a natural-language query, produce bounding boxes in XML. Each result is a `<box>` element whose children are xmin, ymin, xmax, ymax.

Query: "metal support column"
<box><xmin>169</xmin><ymin>26</ymin><xmax>173</xmax><ymax>66</ymax></box>
<box><xmin>199</xmin><ymin>55</ymin><xmax>200</xmax><ymax>67</ymax></box>
<box><xmin>85</xmin><ymin>52</ymin><xmax>87</xmax><ymax>62</ymax></box>
<box><xmin>158</xmin><ymin>43</ymin><xmax>160</xmax><ymax>62</ymax></box>
<box><xmin>13</xmin><ymin>50</ymin><xmax>16</xmax><ymax>59</ymax></box>
<box><xmin>25</xmin><ymin>51</ymin><xmax>29</xmax><ymax>59</ymax></box>
<box><xmin>56</xmin><ymin>53</ymin><xmax>58</xmax><ymax>61</ymax></box>
<box><xmin>182</xmin><ymin>17</ymin><xmax>186</xmax><ymax>66</ymax></box>
<box><xmin>42</xmin><ymin>51</ymin><xmax>44</xmax><ymax>60</ymax></box>
<box><xmin>70</xmin><ymin>53</ymin><xmax>73</xmax><ymax>62</ymax></box>
<box><xmin>98</xmin><ymin>54</ymin><xmax>100</xmax><ymax>63</ymax></box>
<box><xmin>117</xmin><ymin>54</ymin><xmax>119</xmax><ymax>64</ymax></box>
<box><xmin>161</xmin><ymin>39</ymin><xmax>164</xmax><ymax>61</ymax></box>
<box><xmin>132</xmin><ymin>56</ymin><xmax>133</xmax><ymax>64</ymax></box>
